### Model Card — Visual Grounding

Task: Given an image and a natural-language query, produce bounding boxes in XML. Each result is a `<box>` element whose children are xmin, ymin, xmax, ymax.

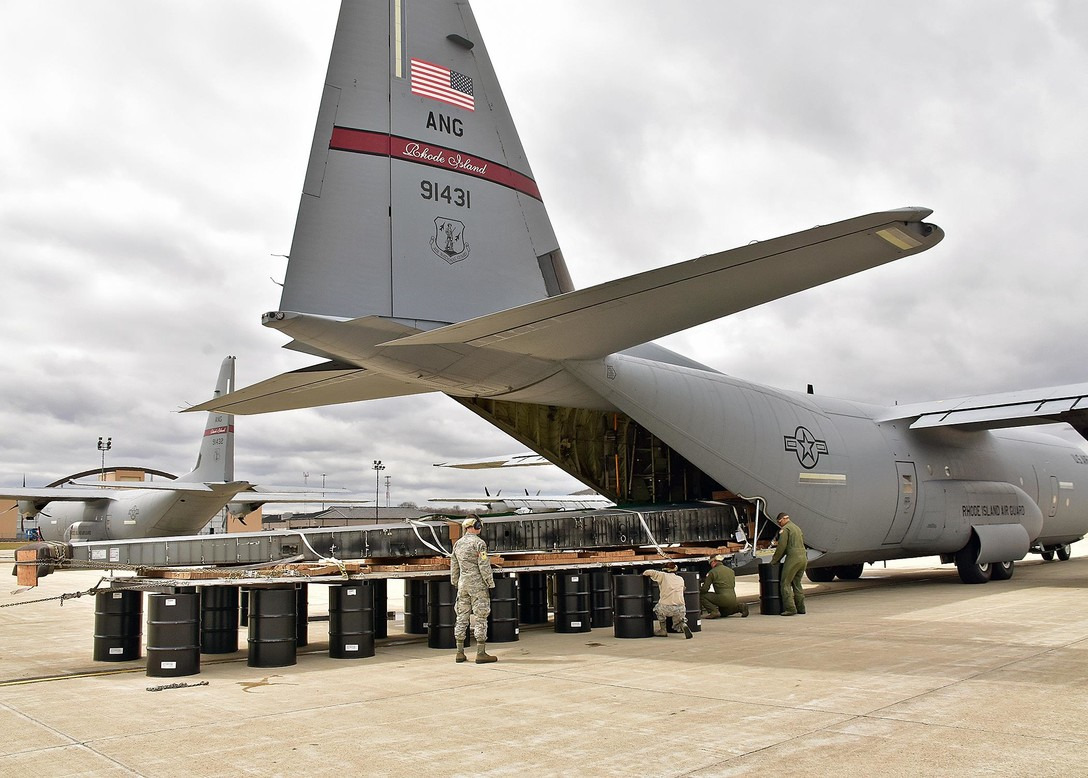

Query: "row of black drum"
<box><xmin>93</xmin><ymin>568</ymin><xmax>746</xmax><ymax>678</ymax></box>
<box><xmin>411</xmin><ymin>570</ymin><xmax>703</xmax><ymax>648</ymax></box>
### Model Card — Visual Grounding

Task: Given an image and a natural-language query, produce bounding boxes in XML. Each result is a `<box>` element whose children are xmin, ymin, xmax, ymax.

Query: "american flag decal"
<box><xmin>411</xmin><ymin>58</ymin><xmax>475</xmax><ymax>111</ymax></box>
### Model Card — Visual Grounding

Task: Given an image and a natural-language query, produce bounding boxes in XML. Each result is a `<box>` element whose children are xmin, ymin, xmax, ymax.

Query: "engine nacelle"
<box><xmin>227</xmin><ymin>502</ymin><xmax>261</xmax><ymax>517</ymax></box>
<box><xmin>16</xmin><ymin>500</ymin><xmax>43</xmax><ymax>519</ymax></box>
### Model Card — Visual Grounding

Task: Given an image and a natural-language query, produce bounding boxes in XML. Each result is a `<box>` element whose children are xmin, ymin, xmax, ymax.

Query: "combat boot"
<box><xmin>455</xmin><ymin>640</ymin><xmax>466</xmax><ymax>663</ymax></box>
<box><xmin>653</xmin><ymin>621</ymin><xmax>669</xmax><ymax>637</ymax></box>
<box><xmin>681</xmin><ymin>622</ymin><xmax>693</xmax><ymax>639</ymax></box>
<box><xmin>703</xmin><ymin>609</ymin><xmax>721</xmax><ymax>620</ymax></box>
<box><xmin>475</xmin><ymin>642</ymin><xmax>498</xmax><ymax>664</ymax></box>
<box><xmin>740</xmin><ymin>603</ymin><xmax>750</xmax><ymax>618</ymax></box>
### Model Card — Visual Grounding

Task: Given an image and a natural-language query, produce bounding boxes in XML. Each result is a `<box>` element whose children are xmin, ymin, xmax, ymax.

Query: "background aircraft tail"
<box><xmin>278</xmin><ymin>0</ymin><xmax>572</xmax><ymax>329</ymax></box>
<box><xmin>177</xmin><ymin>356</ymin><xmax>236</xmax><ymax>483</ymax></box>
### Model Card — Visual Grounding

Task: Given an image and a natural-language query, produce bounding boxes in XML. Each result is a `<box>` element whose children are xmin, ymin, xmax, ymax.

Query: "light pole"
<box><xmin>384</xmin><ymin>475</ymin><xmax>391</xmax><ymax>507</ymax></box>
<box><xmin>321</xmin><ymin>472</ymin><xmax>326</xmax><ymax>511</ymax></box>
<box><xmin>97</xmin><ymin>436</ymin><xmax>112</xmax><ymax>481</ymax></box>
<box><xmin>372</xmin><ymin>460</ymin><xmax>385</xmax><ymax>519</ymax></box>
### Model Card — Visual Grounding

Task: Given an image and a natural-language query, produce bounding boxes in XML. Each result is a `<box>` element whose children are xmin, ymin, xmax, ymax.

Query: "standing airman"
<box><xmin>770</xmin><ymin>512</ymin><xmax>807</xmax><ymax>616</ymax></box>
<box><xmin>451</xmin><ymin>515</ymin><xmax>498</xmax><ymax>663</ymax></box>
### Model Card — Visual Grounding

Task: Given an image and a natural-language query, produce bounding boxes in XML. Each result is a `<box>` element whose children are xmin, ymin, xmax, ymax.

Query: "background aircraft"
<box><xmin>187</xmin><ymin>0</ymin><xmax>1087</xmax><ymax>583</ymax></box>
<box><xmin>1</xmin><ymin>357</ymin><xmax>367</xmax><ymax>542</ymax></box>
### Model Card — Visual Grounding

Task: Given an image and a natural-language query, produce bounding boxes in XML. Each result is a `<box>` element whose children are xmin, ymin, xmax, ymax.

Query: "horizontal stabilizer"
<box><xmin>878</xmin><ymin>381</ymin><xmax>1088</xmax><ymax>434</ymax></box>
<box><xmin>380</xmin><ymin>209</ymin><xmax>943</xmax><ymax>360</ymax></box>
<box><xmin>185</xmin><ymin>360</ymin><xmax>432</xmax><ymax>414</ymax></box>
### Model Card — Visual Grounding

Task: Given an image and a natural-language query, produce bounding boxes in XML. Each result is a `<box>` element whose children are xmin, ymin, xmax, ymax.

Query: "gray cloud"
<box><xmin>2</xmin><ymin>1</ymin><xmax>1086</xmax><ymax>507</ymax></box>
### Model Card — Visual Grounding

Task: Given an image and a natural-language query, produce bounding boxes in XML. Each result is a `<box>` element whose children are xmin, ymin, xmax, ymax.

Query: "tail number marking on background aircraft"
<box><xmin>421</xmin><ymin>181</ymin><xmax>471</xmax><ymax>208</ymax></box>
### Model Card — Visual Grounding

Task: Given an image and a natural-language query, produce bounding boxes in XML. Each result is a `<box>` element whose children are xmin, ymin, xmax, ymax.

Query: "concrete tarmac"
<box><xmin>2</xmin><ymin>554</ymin><xmax>1086</xmax><ymax>777</ymax></box>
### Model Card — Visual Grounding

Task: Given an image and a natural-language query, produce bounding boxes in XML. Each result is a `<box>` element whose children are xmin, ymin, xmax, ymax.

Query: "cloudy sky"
<box><xmin>2</xmin><ymin>1</ymin><xmax>1087</xmax><ymax>508</ymax></box>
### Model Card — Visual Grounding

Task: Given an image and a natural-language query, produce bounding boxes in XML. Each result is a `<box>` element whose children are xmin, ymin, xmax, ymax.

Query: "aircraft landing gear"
<box><xmin>1041</xmin><ymin>551</ymin><xmax>1055</xmax><ymax>561</ymax></box>
<box><xmin>806</xmin><ymin>564</ymin><xmax>865</xmax><ymax>582</ymax></box>
<box><xmin>836</xmin><ymin>563</ymin><xmax>864</xmax><ymax>580</ymax></box>
<box><xmin>1056</xmin><ymin>543</ymin><xmax>1072</xmax><ymax>561</ymax></box>
<box><xmin>806</xmin><ymin>567</ymin><xmax>836</xmax><ymax>583</ymax></box>
<box><xmin>990</xmin><ymin>560</ymin><xmax>1015</xmax><ymax>581</ymax></box>
<box><xmin>955</xmin><ymin>536</ymin><xmax>991</xmax><ymax>584</ymax></box>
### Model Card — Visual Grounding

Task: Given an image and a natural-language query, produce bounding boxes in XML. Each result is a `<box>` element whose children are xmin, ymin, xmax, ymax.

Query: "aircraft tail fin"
<box><xmin>178</xmin><ymin>356</ymin><xmax>236</xmax><ymax>483</ymax></box>
<box><xmin>278</xmin><ymin>0</ymin><xmax>572</xmax><ymax>330</ymax></box>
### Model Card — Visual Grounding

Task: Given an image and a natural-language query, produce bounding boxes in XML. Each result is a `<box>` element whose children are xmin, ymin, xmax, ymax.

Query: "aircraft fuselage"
<box><xmin>36</xmin><ymin>489</ymin><xmax>233</xmax><ymax>542</ymax></box>
<box><xmin>567</xmin><ymin>354</ymin><xmax>1088</xmax><ymax>565</ymax></box>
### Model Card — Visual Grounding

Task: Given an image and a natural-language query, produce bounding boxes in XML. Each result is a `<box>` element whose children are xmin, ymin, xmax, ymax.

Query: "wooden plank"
<box><xmin>15</xmin><ymin>546</ymin><xmax>43</xmax><ymax>588</ymax></box>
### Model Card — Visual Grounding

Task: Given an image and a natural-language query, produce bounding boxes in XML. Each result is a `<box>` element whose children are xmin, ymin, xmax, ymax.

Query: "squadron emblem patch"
<box><xmin>431</xmin><ymin>217</ymin><xmax>470</xmax><ymax>263</ymax></box>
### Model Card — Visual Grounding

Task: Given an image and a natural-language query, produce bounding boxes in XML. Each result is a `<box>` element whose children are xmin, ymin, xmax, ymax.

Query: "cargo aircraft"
<box><xmin>191</xmin><ymin>0</ymin><xmax>1088</xmax><ymax>583</ymax></box>
<box><xmin>2</xmin><ymin>356</ymin><xmax>367</xmax><ymax>542</ymax></box>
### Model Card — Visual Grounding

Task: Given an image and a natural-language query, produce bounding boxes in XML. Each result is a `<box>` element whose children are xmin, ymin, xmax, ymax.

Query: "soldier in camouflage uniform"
<box><xmin>451</xmin><ymin>515</ymin><xmax>498</xmax><ymax>663</ymax></box>
<box><xmin>643</xmin><ymin>563</ymin><xmax>693</xmax><ymax>638</ymax></box>
<box><xmin>770</xmin><ymin>512</ymin><xmax>807</xmax><ymax>616</ymax></box>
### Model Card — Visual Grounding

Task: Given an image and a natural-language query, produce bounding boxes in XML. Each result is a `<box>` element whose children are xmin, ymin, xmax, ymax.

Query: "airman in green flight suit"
<box><xmin>700</xmin><ymin>554</ymin><xmax>749</xmax><ymax>618</ymax></box>
<box><xmin>770</xmin><ymin>512</ymin><xmax>807</xmax><ymax>616</ymax></box>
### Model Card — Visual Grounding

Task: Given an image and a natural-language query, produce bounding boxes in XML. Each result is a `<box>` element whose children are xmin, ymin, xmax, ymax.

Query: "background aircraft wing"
<box><xmin>433</xmin><ymin>453</ymin><xmax>550</xmax><ymax>469</ymax></box>
<box><xmin>186</xmin><ymin>360</ymin><xmax>432</xmax><ymax>414</ymax></box>
<box><xmin>878</xmin><ymin>381</ymin><xmax>1088</xmax><ymax>435</ymax></box>
<box><xmin>66</xmin><ymin>479</ymin><xmax>216</xmax><ymax>492</ymax></box>
<box><xmin>429</xmin><ymin>494</ymin><xmax>615</xmax><ymax>509</ymax></box>
<box><xmin>380</xmin><ymin>208</ymin><xmax>942</xmax><ymax>360</ymax></box>
<box><xmin>0</xmin><ymin>486</ymin><xmax>117</xmax><ymax>503</ymax></box>
<box><xmin>232</xmin><ymin>491</ymin><xmax>371</xmax><ymax>503</ymax></box>
<box><xmin>428</xmin><ymin>496</ymin><xmax>504</xmax><ymax>504</ymax></box>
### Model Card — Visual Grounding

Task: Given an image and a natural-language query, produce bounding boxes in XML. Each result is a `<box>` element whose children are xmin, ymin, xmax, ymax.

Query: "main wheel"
<box><xmin>836</xmin><ymin>563</ymin><xmax>864</xmax><ymax>580</ymax></box>
<box><xmin>990</xmin><ymin>560</ymin><xmax>1014</xmax><ymax>581</ymax></box>
<box><xmin>806</xmin><ymin>567</ymin><xmax>836</xmax><ymax>583</ymax></box>
<box><xmin>1056</xmin><ymin>544</ymin><xmax>1072</xmax><ymax>561</ymax></box>
<box><xmin>955</xmin><ymin>536</ymin><xmax>992</xmax><ymax>584</ymax></box>
<box><xmin>1041</xmin><ymin>551</ymin><xmax>1055</xmax><ymax>561</ymax></box>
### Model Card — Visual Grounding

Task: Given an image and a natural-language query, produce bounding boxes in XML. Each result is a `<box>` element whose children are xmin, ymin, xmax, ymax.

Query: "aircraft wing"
<box><xmin>230</xmin><ymin>491</ymin><xmax>371</xmax><ymax>504</ymax></box>
<box><xmin>67</xmin><ymin>479</ymin><xmax>215</xmax><ymax>492</ymax></box>
<box><xmin>429</xmin><ymin>494</ymin><xmax>615</xmax><ymax>509</ymax></box>
<box><xmin>0</xmin><ymin>486</ymin><xmax>116</xmax><ymax>503</ymax></box>
<box><xmin>433</xmin><ymin>453</ymin><xmax>550</xmax><ymax>469</ymax></box>
<box><xmin>877</xmin><ymin>381</ymin><xmax>1088</xmax><ymax>435</ymax></box>
<box><xmin>186</xmin><ymin>360</ymin><xmax>431</xmax><ymax>414</ymax></box>
<box><xmin>380</xmin><ymin>208</ymin><xmax>943</xmax><ymax>361</ymax></box>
